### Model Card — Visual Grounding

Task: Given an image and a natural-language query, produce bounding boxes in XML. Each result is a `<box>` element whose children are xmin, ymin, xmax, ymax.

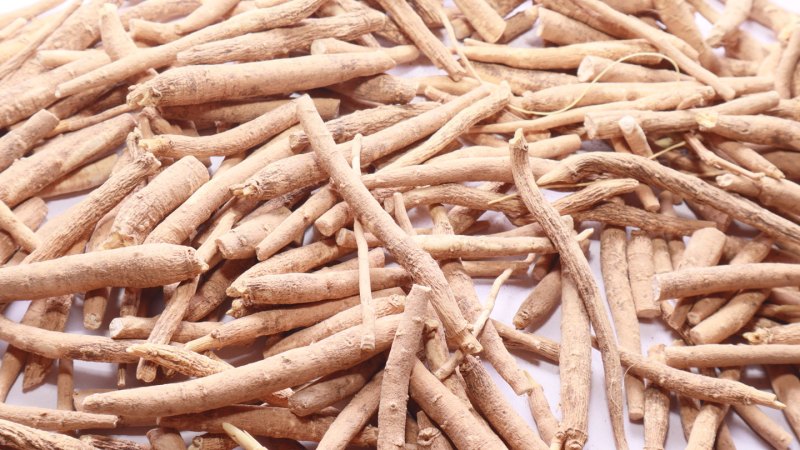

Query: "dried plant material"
<box><xmin>0</xmin><ymin>417</ymin><xmax>92</xmax><ymax>450</ymax></box>
<box><xmin>601</xmin><ymin>226</ymin><xmax>644</xmax><ymax>421</ymax></box>
<box><xmin>556</xmin><ymin>276</ymin><xmax>591</xmax><ymax>450</ymax></box>
<box><xmin>0</xmin><ymin>243</ymin><xmax>203</xmax><ymax>301</ymax></box>
<box><xmin>317</xmin><ymin>370</ymin><xmax>383</xmax><ymax>450</ymax></box>
<box><xmin>0</xmin><ymin>109</ymin><xmax>59</xmax><ymax>172</ymax></box>
<box><xmin>513</xmin><ymin>266</ymin><xmax>561</xmax><ymax>330</ymax></box>
<box><xmin>663</xmin><ymin>343</ymin><xmax>800</xmax><ymax>368</ymax></box>
<box><xmin>147</xmin><ymin>427</ymin><xmax>187</xmax><ymax>450</ymax></box>
<box><xmin>0</xmin><ymin>199</ymin><xmax>39</xmax><ymax>252</ymax></box>
<box><xmin>461</xmin><ymin>38</ymin><xmax>661</xmax><ymax>70</ymax></box>
<box><xmin>129</xmin><ymin>53</ymin><xmax>396</xmax><ymax>107</ymax></box>
<box><xmin>643</xmin><ymin>345</ymin><xmax>669</xmax><ymax>450</ymax></box>
<box><xmin>654</xmin><ymin>263</ymin><xmax>800</xmax><ymax>300</ymax></box>
<box><xmin>291</xmin><ymin>358</ymin><xmax>382</xmax><ymax>417</ymax></box>
<box><xmin>298</xmin><ymin>95</ymin><xmax>480</xmax><ymax>354</ymax></box>
<box><xmin>626</xmin><ymin>231</ymin><xmax>659</xmax><ymax>319</ymax></box>
<box><xmin>733</xmin><ymin>402</ymin><xmax>794</xmax><ymax>450</ymax></box>
<box><xmin>509</xmin><ymin>130</ymin><xmax>627</xmax><ymax>449</ymax></box>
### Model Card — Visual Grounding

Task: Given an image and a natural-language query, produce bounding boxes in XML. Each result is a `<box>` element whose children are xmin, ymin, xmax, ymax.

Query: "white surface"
<box><xmin>1</xmin><ymin>0</ymin><xmax>799</xmax><ymax>449</ymax></box>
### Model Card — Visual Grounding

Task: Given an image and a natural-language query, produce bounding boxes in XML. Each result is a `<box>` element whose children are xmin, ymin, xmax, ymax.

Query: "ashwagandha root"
<box><xmin>0</xmin><ymin>243</ymin><xmax>205</xmax><ymax>301</ymax></box>
<box><xmin>654</xmin><ymin>263</ymin><xmax>800</xmax><ymax>300</ymax></box>
<box><xmin>509</xmin><ymin>130</ymin><xmax>628</xmax><ymax>450</ymax></box>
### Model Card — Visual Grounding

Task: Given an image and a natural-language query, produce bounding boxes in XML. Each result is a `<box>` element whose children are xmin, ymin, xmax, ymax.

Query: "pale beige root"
<box><xmin>111</xmin><ymin>317</ymin><xmax>219</xmax><ymax>342</ymax></box>
<box><xmin>0</xmin><ymin>200</ymin><xmax>39</xmax><ymax>252</ymax></box>
<box><xmin>387</xmin><ymin>83</ymin><xmax>508</xmax><ymax>168</ymax></box>
<box><xmin>350</xmin><ymin>138</ymin><xmax>376</xmax><ymax>350</ymax></box>
<box><xmin>50</xmin><ymin>102</ymin><xmax>133</xmax><ymax>136</ymax></box>
<box><xmin>262</xmin><ymin>290</ymin><xmax>402</xmax><ymax>357</ymax></box>
<box><xmin>666</xmin><ymin>227</ymin><xmax>727</xmax><ymax>330</ymax></box>
<box><xmin>766</xmin><ymin>365</ymin><xmax>800</xmax><ymax>437</ymax></box>
<box><xmin>221</xmin><ymin>423</ymin><xmax>265</xmax><ymax>450</ymax></box>
<box><xmin>40</xmin><ymin>153</ymin><xmax>118</xmax><ymax>199</ymax></box>
<box><xmin>655</xmin><ymin>263</ymin><xmax>800</xmax><ymax>300</ymax></box>
<box><xmin>56</xmin><ymin>358</ymin><xmax>72</xmax><ymax>411</ymax></box>
<box><xmin>626</xmin><ymin>231</ymin><xmax>659</xmax><ymax>319</ymax></box>
<box><xmin>416</xmin><ymin>411</ymin><xmax>453</xmax><ymax>450</ymax></box>
<box><xmin>129</xmin><ymin>52</ymin><xmax>395</xmax><ymax>108</ymax></box>
<box><xmin>687</xmin><ymin>233</ymin><xmax>774</xmax><ymax>325</ymax></box>
<box><xmin>25</xmin><ymin>153</ymin><xmax>162</xmax><ymax>263</ymax></box>
<box><xmin>462</xmin><ymin>259</ymin><xmax>529</xmax><ymax>278</ymax></box>
<box><xmin>452</xmin><ymin>0</ymin><xmax>505</xmax><ymax>42</ymax></box>
<box><xmin>254</xmin><ymin>187</ymin><xmax>338</xmax><ymax>260</ymax></box>
<box><xmin>371</xmin><ymin>0</ymin><xmax>463</xmax><ymax>79</ymax></box>
<box><xmin>161</xmin><ymin>97</ymin><xmax>339</xmax><ymax>128</ymax></box>
<box><xmin>315</xmin><ymin>370</ymin><xmax>383</xmax><ymax>450</ymax></box>
<box><xmin>555</xmin><ymin>276</ymin><xmax>591</xmax><ymax>450</ymax></box>
<box><xmin>573</xmin><ymin>0</ymin><xmax>734</xmax><ymax>98</ymax></box>
<box><xmin>136</xmin><ymin>277</ymin><xmax>201</xmax><ymax>382</ymax></box>
<box><xmin>0</xmin><ymin>243</ymin><xmax>203</xmax><ymax>302</ymax></box>
<box><xmin>141</xmin><ymin>102</ymin><xmax>297</xmax><ymax>158</ymax></box>
<box><xmin>23</xmin><ymin>294</ymin><xmax>74</xmax><ymax>391</ymax></box>
<box><xmin>618</xmin><ymin>116</ymin><xmax>654</xmax><ymax>157</ymax></box>
<box><xmin>287</xmin><ymin>103</ymin><xmax>436</xmax><ymax>153</ymax></box>
<box><xmin>536</xmin><ymin>152</ymin><xmax>800</xmax><ymax>249</ymax></box>
<box><xmin>513</xmin><ymin>267</ymin><xmax>561</xmax><ymax>330</ymax></box>
<box><xmin>0</xmin><ymin>0</ymin><xmax>65</xmax><ymax>29</ymax></box>
<box><xmin>178</xmin><ymin>12</ymin><xmax>386</xmax><ymax>65</ymax></box>
<box><xmin>57</xmin><ymin>0</ymin><xmax>340</xmax><ymax>99</ymax></box>
<box><xmin>0</xmin><ymin>47</ymin><xmax>109</xmax><ymax>127</ymax></box>
<box><xmin>601</xmin><ymin>226</ymin><xmax>644</xmax><ymax>421</ymax></box>
<box><xmin>234</xmin><ymin>88</ymin><xmax>490</xmax><ymax>202</ymax></box>
<box><xmin>0</xmin><ymin>113</ymin><xmax>133</xmax><ymax>207</ymax></box>
<box><xmin>0</xmin><ymin>109</ymin><xmax>59</xmax><ymax>172</ymax></box>
<box><xmin>127</xmin><ymin>343</ymin><xmax>231</xmax><ymax>378</ymax></box>
<box><xmin>185</xmin><ymin>258</ymin><xmax>251</xmax><ymax>322</ymax></box>
<box><xmin>458</xmin><ymin>355</ymin><xmax>547</xmax><ymax>450</ymax></box>
<box><xmin>215</xmin><ymin>207</ymin><xmax>291</xmax><ymax>259</ymax></box>
<box><xmin>0</xmin><ymin>1</ymin><xmax>82</xmax><ymax>83</ymax></box>
<box><xmin>231</xmin><ymin>268</ymin><xmax>409</xmax><ymax>306</ymax></box>
<box><xmin>377</xmin><ymin>285</ymin><xmax>430</xmax><ymax>449</ymax></box>
<box><xmin>426</xmin><ymin>204</ymin><xmax>533</xmax><ymax>396</ymax></box>
<box><xmin>584</xmin><ymin>91</ymin><xmax>780</xmax><ymax>139</ymax></box>
<box><xmin>652</xmin><ymin>0</ymin><xmax>724</xmax><ymax>75</ymax></box>
<box><xmin>509</xmin><ymin>131</ymin><xmax>627</xmax><ymax>449</ymax></box>
<box><xmin>103</xmin><ymin>156</ymin><xmax>209</xmax><ymax>248</ymax></box>
<box><xmin>310</xmin><ymin>37</ymin><xmax>414</xmax><ymax>61</ymax></box>
<box><xmin>746</xmin><ymin>322</ymin><xmax>800</xmax><ymax>345</ymax></box>
<box><xmin>689</xmin><ymin>290</ymin><xmax>769</xmax><ymax>344</ymax></box>
<box><xmin>733</xmin><ymin>402</ymin><xmax>794</xmax><ymax>450</ymax></box>
<box><xmin>80</xmin><ymin>434</ymin><xmax>149</xmax><ymax>450</ymax></box>
<box><xmin>0</xmin><ymin>402</ymin><xmax>116</xmax><ymax>431</ymax></box>
<box><xmin>717</xmin><ymin>173</ymin><xmax>800</xmax><ymax>218</ymax></box>
<box><xmin>0</xmin><ymin>417</ymin><xmax>93</xmax><ymax>450</ymax></box>
<box><xmin>643</xmin><ymin>345</ymin><xmax>669</xmax><ymax>450</ymax></box>
<box><xmin>577</xmin><ymin>55</ymin><xmax>691</xmax><ymax>83</ymax></box>
<box><xmin>775</xmin><ymin>27</ymin><xmax>800</xmax><ymax>98</ymax></box>
<box><xmin>461</xmin><ymin>38</ymin><xmax>661</xmax><ymax>70</ymax></box>
<box><xmin>698</xmin><ymin>112</ymin><xmax>800</xmax><ymax>151</ymax></box>
<box><xmin>337</xmin><ymin>230</ymin><xmax>577</xmax><ymax>259</ymax></box>
<box><xmin>409</xmin><ymin>359</ymin><xmax>508</xmax><ymax>449</ymax></box>
<box><xmin>229</xmin><ymin>239</ymin><xmax>352</xmax><ymax>296</ymax></box>
<box><xmin>769</xmin><ymin>288</ymin><xmax>800</xmax><ymax>306</ymax></box>
<box><xmin>706</xmin><ymin>0</ymin><xmax>753</xmax><ymax>47</ymax></box>
<box><xmin>760</xmin><ymin>304</ymin><xmax>800</xmax><ymax>322</ymax></box>
<box><xmin>298</xmin><ymin>96</ymin><xmax>480</xmax><ymax>354</ymax></box>
<box><xmin>709</xmin><ymin>137</ymin><xmax>785</xmax><ymax>179</ymax></box>
<box><xmin>291</xmin><ymin>357</ymin><xmax>382</xmax><ymax>417</ymax></box>
<box><xmin>83</xmin><ymin>315</ymin><xmax>401</xmax><ymax>417</ymax></box>
<box><xmin>0</xmin><ymin>17</ymin><xmax>26</xmax><ymax>41</ymax></box>
<box><xmin>683</xmin><ymin>368</ymin><xmax>738</xmax><ymax>449</ymax></box>
<box><xmin>663</xmin><ymin>343</ymin><xmax>800</xmax><ymax>368</ymax></box>
<box><xmin>186</xmin><ymin>294</ymin><xmax>368</xmax><ymax>352</ymax></box>
<box><xmin>146</xmin><ymin>127</ymin><xmax>301</xmax><ymax>245</ymax></box>
<box><xmin>159</xmin><ymin>405</ymin><xmax>378</xmax><ymax>446</ymax></box>
<box><xmin>0</xmin><ymin>315</ymin><xmax>136</xmax><ymax>363</ymax></box>
<box><xmin>521</xmin><ymin>377</ymin><xmax>558</xmax><ymax>444</ymax></box>
<box><xmin>499</xmin><ymin>325</ymin><xmax>784</xmax><ymax>408</ymax></box>
<box><xmin>520</xmin><ymin>81</ymin><xmax>728</xmax><ymax>113</ymax></box>
<box><xmin>328</xmin><ymin>74</ymin><xmax>419</xmax><ymax>105</ymax></box>
<box><xmin>536</xmin><ymin>7</ymin><xmax>612</xmax><ymax>45</ymax></box>
<box><xmin>147</xmin><ymin>427</ymin><xmax>187</xmax><ymax>450</ymax></box>
<box><xmin>471</xmin><ymin>85</ymin><xmax>717</xmax><ymax>135</ymax></box>
<box><xmin>461</xmin><ymin>65</ymin><xmax>573</xmax><ymax>99</ymax></box>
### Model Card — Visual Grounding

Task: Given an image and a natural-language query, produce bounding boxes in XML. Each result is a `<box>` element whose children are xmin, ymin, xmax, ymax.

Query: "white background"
<box><xmin>1</xmin><ymin>0</ymin><xmax>798</xmax><ymax>448</ymax></box>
